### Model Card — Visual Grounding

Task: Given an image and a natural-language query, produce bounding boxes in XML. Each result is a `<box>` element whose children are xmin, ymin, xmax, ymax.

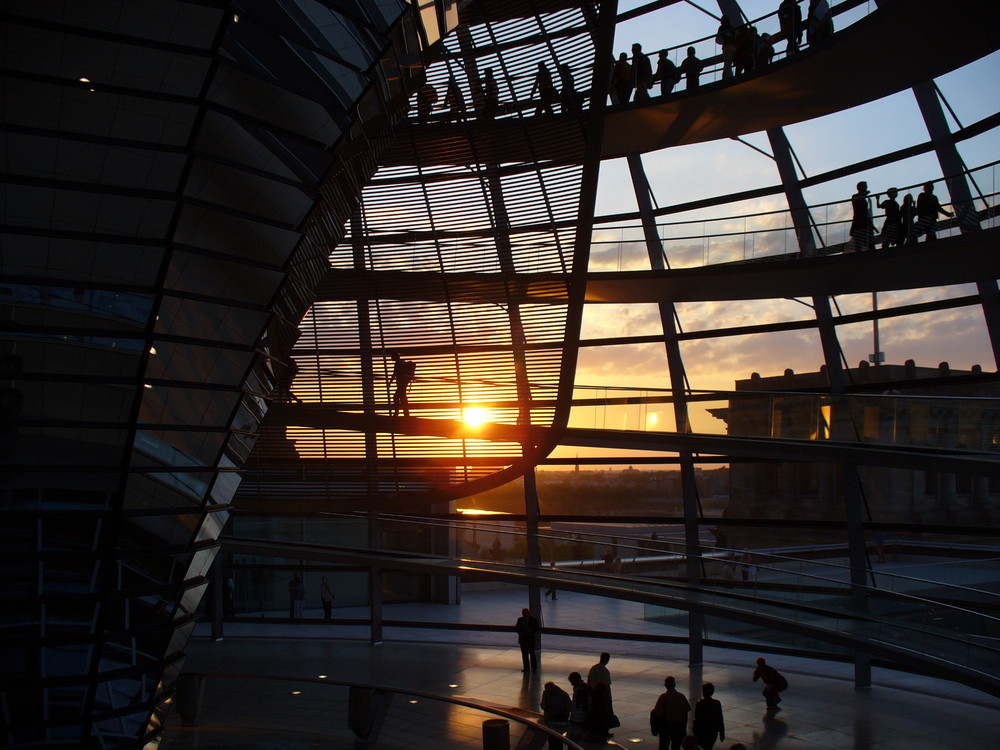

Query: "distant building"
<box><xmin>712</xmin><ymin>360</ymin><xmax>1000</xmax><ymax>547</ymax></box>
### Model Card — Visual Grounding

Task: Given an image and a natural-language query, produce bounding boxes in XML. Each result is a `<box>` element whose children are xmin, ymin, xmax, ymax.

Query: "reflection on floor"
<box><xmin>165</xmin><ymin>588</ymin><xmax>1000</xmax><ymax>749</ymax></box>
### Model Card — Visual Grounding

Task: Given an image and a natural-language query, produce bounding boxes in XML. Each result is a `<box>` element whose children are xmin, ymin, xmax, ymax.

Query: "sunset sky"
<box><xmin>561</xmin><ymin>0</ymin><xmax>999</xmax><ymax>446</ymax></box>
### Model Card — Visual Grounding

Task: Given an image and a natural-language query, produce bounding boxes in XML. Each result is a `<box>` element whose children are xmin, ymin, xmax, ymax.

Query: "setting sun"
<box><xmin>462</xmin><ymin>407</ymin><xmax>489</xmax><ymax>426</ymax></box>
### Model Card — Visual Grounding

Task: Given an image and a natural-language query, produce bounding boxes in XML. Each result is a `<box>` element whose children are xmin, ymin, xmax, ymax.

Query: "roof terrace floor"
<box><xmin>166</xmin><ymin>587</ymin><xmax>1000</xmax><ymax>749</ymax></box>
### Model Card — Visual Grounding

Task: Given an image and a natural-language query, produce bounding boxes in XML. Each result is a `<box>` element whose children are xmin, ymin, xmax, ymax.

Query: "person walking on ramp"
<box><xmin>388</xmin><ymin>352</ymin><xmax>415</xmax><ymax>416</ymax></box>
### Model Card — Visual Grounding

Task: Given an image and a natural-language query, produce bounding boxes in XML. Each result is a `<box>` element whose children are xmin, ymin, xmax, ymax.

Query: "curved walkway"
<box><xmin>224</xmin><ymin>536</ymin><xmax>1000</xmax><ymax>697</ymax></box>
<box><xmin>315</xmin><ymin>227</ymin><xmax>1000</xmax><ymax>305</ymax></box>
<box><xmin>601</xmin><ymin>0</ymin><xmax>999</xmax><ymax>158</ymax></box>
<box><xmin>261</xmin><ymin>406</ymin><xmax>1000</xmax><ymax>477</ymax></box>
<box><xmin>378</xmin><ymin>0</ymin><xmax>999</xmax><ymax>167</ymax></box>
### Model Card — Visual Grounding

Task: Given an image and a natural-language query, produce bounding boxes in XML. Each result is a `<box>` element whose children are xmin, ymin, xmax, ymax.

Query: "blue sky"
<box><xmin>566</xmin><ymin>1</ymin><xmax>1000</xmax><ymax>439</ymax></box>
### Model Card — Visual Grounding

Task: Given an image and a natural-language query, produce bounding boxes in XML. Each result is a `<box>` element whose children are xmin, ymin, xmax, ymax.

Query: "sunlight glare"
<box><xmin>462</xmin><ymin>406</ymin><xmax>489</xmax><ymax>426</ymax></box>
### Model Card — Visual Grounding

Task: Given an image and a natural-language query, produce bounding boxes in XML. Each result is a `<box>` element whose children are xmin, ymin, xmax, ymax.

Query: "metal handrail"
<box><xmin>176</xmin><ymin>671</ymin><xmax>588</xmax><ymax>750</ymax></box>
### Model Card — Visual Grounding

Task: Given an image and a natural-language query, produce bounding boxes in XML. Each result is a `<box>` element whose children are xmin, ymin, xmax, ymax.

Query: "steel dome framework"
<box><xmin>2</xmin><ymin>0</ymin><xmax>1000</xmax><ymax>747</ymax></box>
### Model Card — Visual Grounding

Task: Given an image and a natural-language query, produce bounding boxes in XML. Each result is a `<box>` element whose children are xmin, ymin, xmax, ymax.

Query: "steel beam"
<box><xmin>627</xmin><ymin>151</ymin><xmax>704</xmax><ymax>665</ymax></box>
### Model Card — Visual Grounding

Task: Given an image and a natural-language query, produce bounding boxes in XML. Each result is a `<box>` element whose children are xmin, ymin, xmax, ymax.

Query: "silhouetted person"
<box><xmin>602</xmin><ymin>548</ymin><xmax>615</xmax><ymax>570</ymax></box>
<box><xmin>632</xmin><ymin>43</ymin><xmax>653</xmax><ymax>101</ymax></box>
<box><xmin>693</xmin><ymin>683</ymin><xmax>725</xmax><ymax>750</ymax></box>
<box><xmin>778</xmin><ymin>0</ymin><xmax>802</xmax><ymax>54</ymax></box>
<box><xmin>757</xmin><ymin>32</ymin><xmax>774</xmax><ymax>68</ymax></box>
<box><xmin>320</xmin><ymin>576</ymin><xmax>334</xmax><ymax>619</ymax></box>
<box><xmin>587</xmin><ymin>652</ymin><xmax>612</xmax><ymax>689</ymax></box>
<box><xmin>589</xmin><ymin>682</ymin><xmax>617</xmax><ymax>738</ymax></box>
<box><xmin>444</xmin><ymin>75</ymin><xmax>465</xmax><ymax>119</ymax></box>
<box><xmin>679</xmin><ymin>47</ymin><xmax>703</xmax><ymax>90</ymax></box>
<box><xmin>901</xmin><ymin>193</ymin><xmax>916</xmax><ymax>244</ymax></box>
<box><xmin>515</xmin><ymin>607</ymin><xmax>540</xmax><ymax>671</ymax></box>
<box><xmin>530</xmin><ymin>62</ymin><xmax>558</xmax><ymax>115</ymax></box>
<box><xmin>752</xmin><ymin>657</ymin><xmax>787</xmax><ymax>710</ymax></box>
<box><xmin>733</xmin><ymin>24</ymin><xmax>756</xmax><ymax>75</ymax></box>
<box><xmin>716</xmin><ymin>15</ymin><xmax>737</xmax><ymax>79</ymax></box>
<box><xmin>568</xmin><ymin>671</ymin><xmax>593</xmax><ymax>729</ymax></box>
<box><xmin>545</xmin><ymin>559</ymin><xmax>558</xmax><ymax>599</ymax></box>
<box><xmin>652</xmin><ymin>675</ymin><xmax>691</xmax><ymax>750</ymax></box>
<box><xmin>807</xmin><ymin>0</ymin><xmax>833</xmax><ymax>45</ymax></box>
<box><xmin>289</xmin><ymin>572</ymin><xmax>305</xmax><ymax>618</ymax></box>
<box><xmin>541</xmin><ymin>680</ymin><xmax>572</xmax><ymax>750</ymax></box>
<box><xmin>481</xmin><ymin>68</ymin><xmax>500</xmax><ymax>119</ymax></box>
<box><xmin>470</xmin><ymin>74</ymin><xmax>484</xmax><ymax>115</ymax></box>
<box><xmin>850</xmin><ymin>181</ymin><xmax>874</xmax><ymax>252</ymax></box>
<box><xmin>656</xmin><ymin>51</ymin><xmax>678</xmax><ymax>96</ymax></box>
<box><xmin>389</xmin><ymin>351</ymin><xmax>415</xmax><ymax>416</ymax></box>
<box><xmin>558</xmin><ymin>64</ymin><xmax>579</xmax><ymax>113</ymax></box>
<box><xmin>879</xmin><ymin>187</ymin><xmax>902</xmax><ymax>248</ymax></box>
<box><xmin>611</xmin><ymin>52</ymin><xmax>633</xmax><ymax>104</ymax></box>
<box><xmin>223</xmin><ymin>573</ymin><xmax>235</xmax><ymax>617</ymax></box>
<box><xmin>916</xmin><ymin>181</ymin><xmax>952</xmax><ymax>240</ymax></box>
<box><xmin>415</xmin><ymin>83</ymin><xmax>437</xmax><ymax>124</ymax></box>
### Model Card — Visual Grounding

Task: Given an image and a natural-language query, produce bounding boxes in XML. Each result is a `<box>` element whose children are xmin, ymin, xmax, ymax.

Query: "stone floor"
<box><xmin>161</xmin><ymin>588</ymin><xmax>1000</xmax><ymax>749</ymax></box>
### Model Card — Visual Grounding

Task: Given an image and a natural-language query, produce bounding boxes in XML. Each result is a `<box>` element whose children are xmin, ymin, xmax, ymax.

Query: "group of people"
<box><xmin>525</xmin><ymin>626</ymin><xmax>788</xmax><ymax>750</ymax></box>
<box><xmin>412</xmin><ymin>0</ymin><xmax>842</xmax><ymax>121</ymax></box>
<box><xmin>776</xmin><ymin>0</ymin><xmax>834</xmax><ymax>52</ymax></box>
<box><xmin>715</xmin><ymin>17</ymin><xmax>773</xmax><ymax>78</ymax></box>
<box><xmin>529</xmin><ymin>62</ymin><xmax>580</xmax><ymax>115</ymax></box>
<box><xmin>286</xmin><ymin>573</ymin><xmax>336</xmax><ymax>619</ymax></box>
<box><xmin>613</xmin><ymin>0</ymin><xmax>837</xmax><ymax>105</ymax></box>
<box><xmin>611</xmin><ymin>43</ymin><xmax>704</xmax><ymax>102</ymax></box>
<box><xmin>850</xmin><ymin>180</ymin><xmax>954</xmax><ymax>251</ymax></box>
<box><xmin>413</xmin><ymin>63</ymin><xmax>581</xmax><ymax>122</ymax></box>
<box><xmin>540</xmin><ymin>655</ymin><xmax>787</xmax><ymax>749</ymax></box>
<box><xmin>650</xmin><ymin>657</ymin><xmax>786</xmax><ymax>750</ymax></box>
<box><xmin>414</xmin><ymin>70</ymin><xmax>502</xmax><ymax>122</ymax></box>
<box><xmin>539</xmin><ymin>653</ymin><xmax>619</xmax><ymax>747</ymax></box>
<box><xmin>716</xmin><ymin>0</ymin><xmax>832</xmax><ymax>78</ymax></box>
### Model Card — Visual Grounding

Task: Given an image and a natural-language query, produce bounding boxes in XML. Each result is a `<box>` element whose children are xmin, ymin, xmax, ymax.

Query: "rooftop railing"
<box><xmin>589</xmin><ymin>161</ymin><xmax>1000</xmax><ymax>271</ymax></box>
<box><xmin>225</xmin><ymin>513</ymin><xmax>1000</xmax><ymax>692</ymax></box>
<box><xmin>410</xmin><ymin>0</ymin><xmax>878</xmax><ymax>120</ymax></box>
<box><xmin>166</xmin><ymin>672</ymin><xmax>586</xmax><ymax>750</ymax></box>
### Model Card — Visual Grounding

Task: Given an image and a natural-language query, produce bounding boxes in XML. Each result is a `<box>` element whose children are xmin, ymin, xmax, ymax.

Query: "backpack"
<box><xmin>402</xmin><ymin>359</ymin><xmax>416</xmax><ymax>384</ymax></box>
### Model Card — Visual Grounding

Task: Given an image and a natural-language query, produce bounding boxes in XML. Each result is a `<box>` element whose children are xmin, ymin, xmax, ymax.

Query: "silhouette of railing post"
<box><xmin>349</xmin><ymin>686</ymin><xmax>393</xmax><ymax>746</ymax></box>
<box><xmin>483</xmin><ymin>718</ymin><xmax>511</xmax><ymax>750</ymax></box>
